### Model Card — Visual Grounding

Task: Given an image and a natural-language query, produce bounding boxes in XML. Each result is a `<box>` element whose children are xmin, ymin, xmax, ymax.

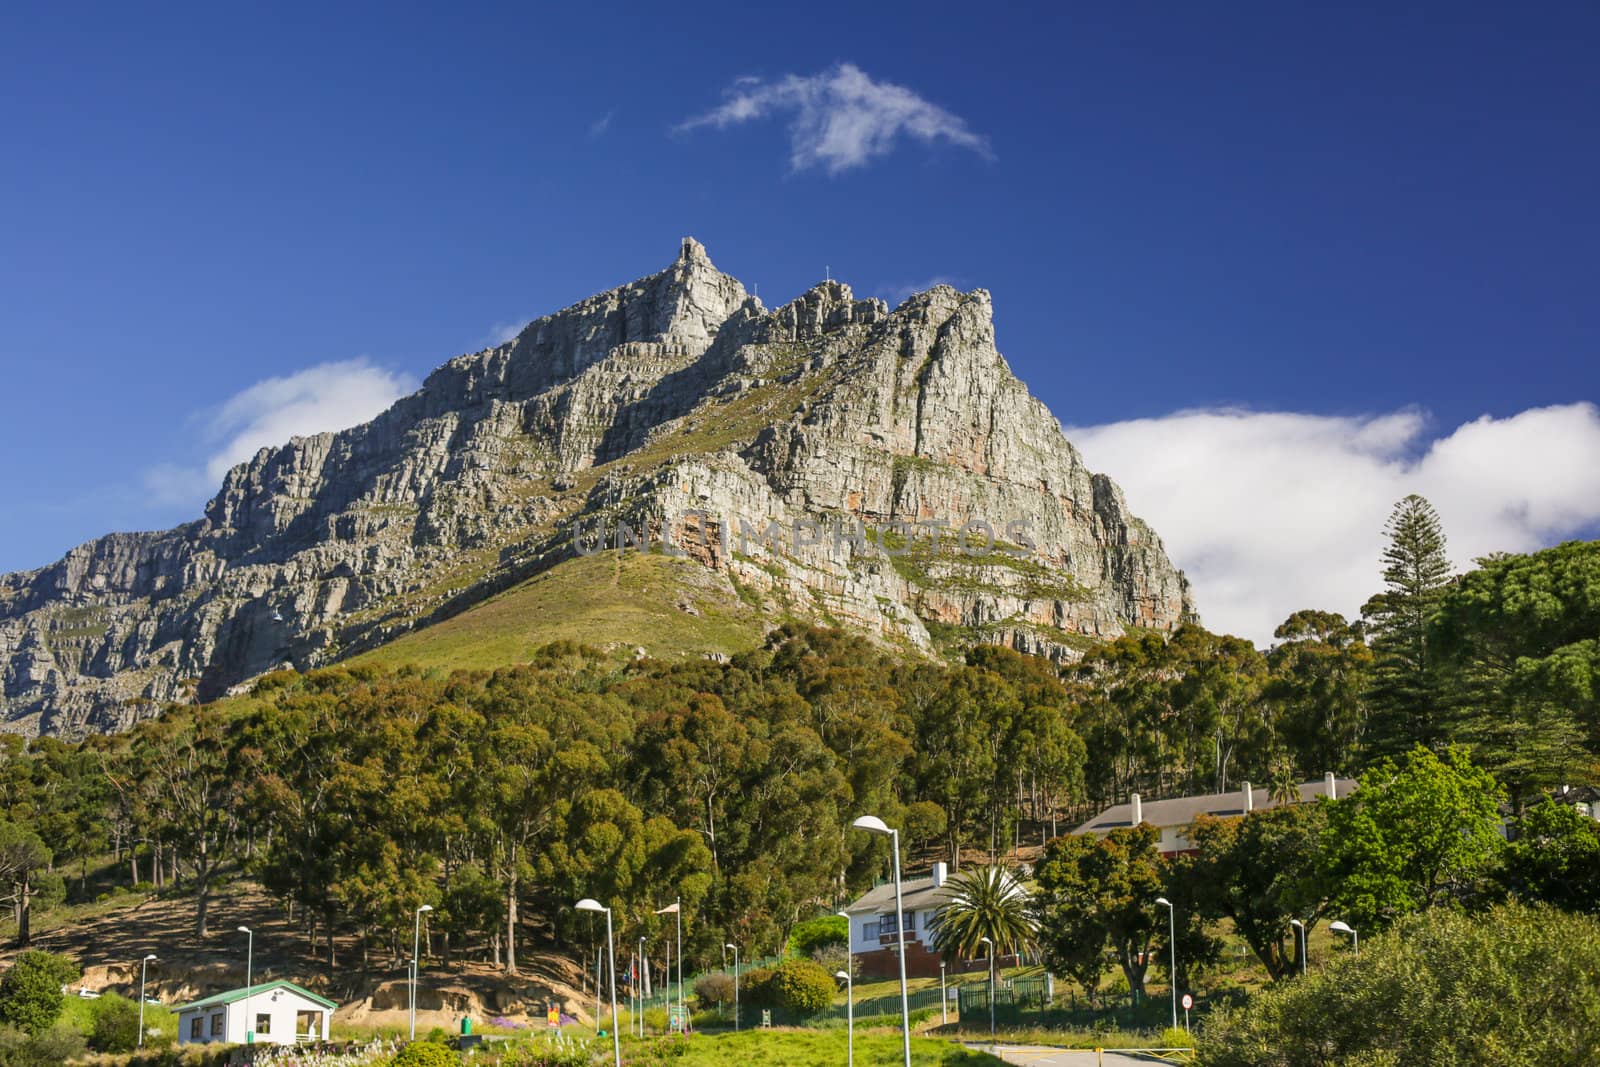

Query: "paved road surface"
<box><xmin>968</xmin><ymin>1044</ymin><xmax>1186</xmax><ymax>1066</ymax></box>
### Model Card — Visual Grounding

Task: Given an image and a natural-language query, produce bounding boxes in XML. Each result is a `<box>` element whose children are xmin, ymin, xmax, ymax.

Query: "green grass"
<box><xmin>621</xmin><ymin>1028</ymin><xmax>1005</xmax><ymax>1065</ymax></box>
<box><xmin>353</xmin><ymin>552</ymin><xmax>766</xmax><ymax>671</ymax></box>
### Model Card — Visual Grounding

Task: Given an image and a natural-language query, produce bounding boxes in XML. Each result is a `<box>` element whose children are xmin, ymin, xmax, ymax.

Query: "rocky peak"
<box><xmin>1</xmin><ymin>239</ymin><xmax>1193</xmax><ymax>737</ymax></box>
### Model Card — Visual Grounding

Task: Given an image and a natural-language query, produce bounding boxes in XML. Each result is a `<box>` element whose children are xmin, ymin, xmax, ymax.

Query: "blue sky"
<box><xmin>3</xmin><ymin>2</ymin><xmax>1598</xmax><ymax>639</ymax></box>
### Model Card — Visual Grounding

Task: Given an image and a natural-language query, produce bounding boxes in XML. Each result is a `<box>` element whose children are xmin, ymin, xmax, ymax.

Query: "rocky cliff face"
<box><xmin>0</xmin><ymin>239</ymin><xmax>1193</xmax><ymax>736</ymax></box>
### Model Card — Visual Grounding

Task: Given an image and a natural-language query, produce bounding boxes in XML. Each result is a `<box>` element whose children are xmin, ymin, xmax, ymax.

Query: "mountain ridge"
<box><xmin>0</xmin><ymin>239</ymin><xmax>1193</xmax><ymax>736</ymax></box>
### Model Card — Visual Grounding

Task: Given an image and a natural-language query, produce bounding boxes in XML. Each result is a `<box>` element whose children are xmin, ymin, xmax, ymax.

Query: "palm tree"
<box><xmin>930</xmin><ymin>864</ymin><xmax>1037</xmax><ymax>964</ymax></box>
<box><xmin>1268</xmin><ymin>758</ymin><xmax>1301</xmax><ymax>806</ymax></box>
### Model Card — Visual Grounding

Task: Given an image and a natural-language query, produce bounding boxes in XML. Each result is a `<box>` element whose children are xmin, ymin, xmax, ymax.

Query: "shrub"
<box><xmin>0</xmin><ymin>950</ymin><xmax>80</xmax><ymax>1034</ymax></box>
<box><xmin>768</xmin><ymin>958</ymin><xmax>836</xmax><ymax>1018</ymax></box>
<box><xmin>738</xmin><ymin>967</ymin><xmax>778</xmax><ymax>1008</ymax></box>
<box><xmin>393</xmin><ymin>1040</ymin><xmax>460</xmax><ymax>1067</ymax></box>
<box><xmin>1158</xmin><ymin>1026</ymin><xmax>1194</xmax><ymax>1050</ymax></box>
<box><xmin>0</xmin><ymin>1022</ymin><xmax>88</xmax><ymax>1066</ymax></box>
<box><xmin>1197</xmin><ymin>903</ymin><xmax>1600</xmax><ymax>1066</ymax></box>
<box><xmin>89</xmin><ymin>992</ymin><xmax>142</xmax><ymax>1052</ymax></box>
<box><xmin>692</xmin><ymin>972</ymin><xmax>734</xmax><ymax>1012</ymax></box>
<box><xmin>786</xmin><ymin>915</ymin><xmax>847</xmax><ymax>958</ymax></box>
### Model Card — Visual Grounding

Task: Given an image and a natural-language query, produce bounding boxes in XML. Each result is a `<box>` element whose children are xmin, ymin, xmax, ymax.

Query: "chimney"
<box><xmin>930</xmin><ymin>861</ymin><xmax>947</xmax><ymax>889</ymax></box>
<box><xmin>1130</xmin><ymin>793</ymin><xmax>1143</xmax><ymax>826</ymax></box>
<box><xmin>1242</xmin><ymin>782</ymin><xmax>1253</xmax><ymax>812</ymax></box>
<box><xmin>1326</xmin><ymin>772</ymin><xmax>1338</xmax><ymax>799</ymax></box>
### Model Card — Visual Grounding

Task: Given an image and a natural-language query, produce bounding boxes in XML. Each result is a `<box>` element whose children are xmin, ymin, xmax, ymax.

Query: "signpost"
<box><xmin>1181</xmin><ymin>992</ymin><xmax>1193</xmax><ymax>1032</ymax></box>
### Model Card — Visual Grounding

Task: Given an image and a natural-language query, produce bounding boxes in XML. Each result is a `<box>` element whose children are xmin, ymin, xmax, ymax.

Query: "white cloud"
<box><xmin>1068</xmin><ymin>403</ymin><xmax>1600</xmax><ymax>646</ymax></box>
<box><xmin>483</xmin><ymin>319</ymin><xmax>528</xmax><ymax>347</ymax></box>
<box><xmin>142</xmin><ymin>358</ymin><xmax>418</xmax><ymax>509</ymax></box>
<box><xmin>678</xmin><ymin>63</ymin><xmax>992</xmax><ymax>175</ymax></box>
<box><xmin>879</xmin><ymin>275</ymin><xmax>962</xmax><ymax>306</ymax></box>
<box><xmin>589</xmin><ymin>110</ymin><xmax>615</xmax><ymax>139</ymax></box>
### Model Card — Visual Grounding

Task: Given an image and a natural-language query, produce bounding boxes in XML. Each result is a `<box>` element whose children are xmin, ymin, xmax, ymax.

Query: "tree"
<box><xmin>1196</xmin><ymin>903</ymin><xmax>1600</xmax><ymax>1067</ymax></box>
<box><xmin>1503</xmin><ymin>799</ymin><xmax>1600</xmax><ymax>914</ymax></box>
<box><xmin>88</xmin><ymin>993</ymin><xmax>141</xmax><ymax>1052</ymax></box>
<box><xmin>1320</xmin><ymin>746</ymin><xmax>1505</xmax><ymax>931</ymax></box>
<box><xmin>930</xmin><ymin>865</ymin><xmax>1036</xmax><ymax>966</ymax></box>
<box><xmin>1362</xmin><ymin>495</ymin><xmax>1453</xmax><ymax>755</ymax></box>
<box><xmin>0</xmin><ymin>950</ymin><xmax>79</xmax><ymax>1034</ymax></box>
<box><xmin>1034</xmin><ymin>825</ymin><xmax>1163</xmax><ymax>998</ymax></box>
<box><xmin>1265</xmin><ymin>611</ymin><xmax>1372</xmax><ymax>777</ymax></box>
<box><xmin>1431</xmin><ymin>540</ymin><xmax>1600</xmax><ymax>801</ymax></box>
<box><xmin>0</xmin><ymin>823</ymin><xmax>51</xmax><ymax>947</ymax></box>
<box><xmin>1189</xmin><ymin>804</ymin><xmax>1330</xmax><ymax>980</ymax></box>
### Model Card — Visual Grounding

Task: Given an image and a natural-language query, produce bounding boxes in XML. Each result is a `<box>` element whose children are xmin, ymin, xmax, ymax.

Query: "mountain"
<box><xmin>0</xmin><ymin>239</ymin><xmax>1193</xmax><ymax>737</ymax></box>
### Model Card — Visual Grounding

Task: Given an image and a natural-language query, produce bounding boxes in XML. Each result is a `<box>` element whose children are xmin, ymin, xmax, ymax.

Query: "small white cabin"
<box><xmin>176</xmin><ymin>980</ymin><xmax>335</xmax><ymax>1046</ymax></box>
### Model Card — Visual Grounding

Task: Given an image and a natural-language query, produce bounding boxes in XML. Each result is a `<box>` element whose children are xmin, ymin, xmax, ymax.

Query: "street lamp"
<box><xmin>410</xmin><ymin>904</ymin><xmax>433</xmax><ymax>1040</ymax></box>
<box><xmin>980</xmin><ymin>935</ymin><xmax>995</xmax><ymax>1036</ymax></box>
<box><xmin>237</xmin><ymin>927</ymin><xmax>254</xmax><ymax>1045</ymax></box>
<box><xmin>725</xmin><ymin>943</ymin><xmax>739</xmax><ymax>1032</ymax></box>
<box><xmin>835</xmin><ymin>969</ymin><xmax>854</xmax><ymax>1067</ymax></box>
<box><xmin>1154</xmin><ymin>897</ymin><xmax>1177</xmax><ymax>1032</ymax></box>
<box><xmin>137</xmin><ymin>955</ymin><xmax>156</xmax><ymax>1048</ymax></box>
<box><xmin>939</xmin><ymin>960</ymin><xmax>947</xmax><ymax>1026</ymax></box>
<box><xmin>1329</xmin><ymin>920</ymin><xmax>1358</xmax><ymax>954</ymax></box>
<box><xmin>1290</xmin><ymin>918</ymin><xmax>1307</xmax><ymax>977</ymax></box>
<box><xmin>577</xmin><ymin>899</ymin><xmax>621</xmax><ymax>1067</ymax></box>
<box><xmin>637</xmin><ymin>936</ymin><xmax>646</xmax><ymax>1037</ymax></box>
<box><xmin>852</xmin><ymin>814</ymin><xmax>911</xmax><ymax>1067</ymax></box>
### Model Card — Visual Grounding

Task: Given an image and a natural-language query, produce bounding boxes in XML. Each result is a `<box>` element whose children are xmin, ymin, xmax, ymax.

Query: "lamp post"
<box><xmin>725</xmin><ymin>943</ymin><xmax>739</xmax><ymax>1032</ymax></box>
<box><xmin>137</xmin><ymin>955</ymin><xmax>156</xmax><ymax>1048</ymax></box>
<box><xmin>979</xmin><ymin>935</ymin><xmax>996</xmax><ymax>1037</ymax></box>
<box><xmin>675</xmin><ymin>899</ymin><xmax>683</xmax><ymax>1033</ymax></box>
<box><xmin>852</xmin><ymin>815</ymin><xmax>911</xmax><ymax>1067</ymax></box>
<box><xmin>835</xmin><ymin>969</ymin><xmax>854</xmax><ymax>1067</ymax></box>
<box><xmin>637</xmin><ymin>936</ymin><xmax>646</xmax><ymax>1036</ymax></box>
<box><xmin>1290</xmin><ymin>918</ymin><xmax>1307</xmax><ymax>977</ymax></box>
<box><xmin>939</xmin><ymin>960</ymin><xmax>947</xmax><ymax>1025</ymax></box>
<box><xmin>1155</xmin><ymin>897</ymin><xmax>1177</xmax><ymax>1032</ymax></box>
<box><xmin>237</xmin><ymin>926</ymin><xmax>253</xmax><ymax>1044</ymax></box>
<box><xmin>1329</xmin><ymin>920</ymin><xmax>1358</xmax><ymax>954</ymax></box>
<box><xmin>577</xmin><ymin>900</ymin><xmax>621</xmax><ymax>1067</ymax></box>
<box><xmin>410</xmin><ymin>904</ymin><xmax>433</xmax><ymax>1040</ymax></box>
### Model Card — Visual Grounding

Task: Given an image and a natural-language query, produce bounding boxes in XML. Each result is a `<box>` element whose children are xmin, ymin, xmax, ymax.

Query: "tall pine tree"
<box><xmin>1362</xmin><ymin>495</ymin><xmax>1453</xmax><ymax>757</ymax></box>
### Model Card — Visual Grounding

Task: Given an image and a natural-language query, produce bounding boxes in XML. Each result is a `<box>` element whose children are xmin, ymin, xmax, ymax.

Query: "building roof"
<box><xmin>843</xmin><ymin>873</ymin><xmax>957</xmax><ymax>915</ymax></box>
<box><xmin>1073</xmin><ymin>778</ymin><xmax>1358</xmax><ymax>835</ymax></box>
<box><xmin>177</xmin><ymin>980</ymin><xmax>337</xmax><ymax>1013</ymax></box>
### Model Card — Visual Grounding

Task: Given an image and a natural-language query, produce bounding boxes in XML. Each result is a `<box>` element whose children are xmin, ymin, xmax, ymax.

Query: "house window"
<box><xmin>879</xmin><ymin>911</ymin><xmax>916</xmax><ymax>935</ymax></box>
<box><xmin>190</xmin><ymin>1017</ymin><xmax>202</xmax><ymax>1040</ymax></box>
<box><xmin>863</xmin><ymin>921</ymin><xmax>880</xmax><ymax>940</ymax></box>
<box><xmin>256</xmin><ymin>1013</ymin><xmax>272</xmax><ymax>1036</ymax></box>
<box><xmin>210</xmin><ymin>1013</ymin><xmax>224</xmax><ymax>1037</ymax></box>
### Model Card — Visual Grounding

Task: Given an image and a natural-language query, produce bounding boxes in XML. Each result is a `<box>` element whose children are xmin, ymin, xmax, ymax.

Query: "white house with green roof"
<box><xmin>176</xmin><ymin>980</ymin><xmax>335</xmax><ymax>1046</ymax></box>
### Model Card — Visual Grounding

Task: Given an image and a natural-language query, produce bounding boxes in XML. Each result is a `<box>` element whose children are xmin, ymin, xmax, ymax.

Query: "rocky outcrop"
<box><xmin>0</xmin><ymin>239</ymin><xmax>1193</xmax><ymax>737</ymax></box>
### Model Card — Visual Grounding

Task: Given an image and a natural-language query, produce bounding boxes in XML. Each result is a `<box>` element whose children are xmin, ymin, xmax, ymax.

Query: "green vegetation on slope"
<box><xmin>354</xmin><ymin>552</ymin><xmax>767</xmax><ymax>671</ymax></box>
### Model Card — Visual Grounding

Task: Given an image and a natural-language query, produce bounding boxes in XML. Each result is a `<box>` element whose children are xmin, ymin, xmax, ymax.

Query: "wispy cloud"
<box><xmin>483</xmin><ymin>319</ymin><xmax>529</xmax><ymax>347</ymax></box>
<box><xmin>589</xmin><ymin>109</ymin><xmax>616</xmax><ymax>139</ymax></box>
<box><xmin>142</xmin><ymin>358</ymin><xmax>418</xmax><ymax>509</ymax></box>
<box><xmin>879</xmin><ymin>275</ymin><xmax>963</xmax><ymax>306</ymax></box>
<box><xmin>677</xmin><ymin>63</ymin><xmax>992</xmax><ymax>175</ymax></box>
<box><xmin>1069</xmin><ymin>403</ymin><xmax>1600</xmax><ymax>645</ymax></box>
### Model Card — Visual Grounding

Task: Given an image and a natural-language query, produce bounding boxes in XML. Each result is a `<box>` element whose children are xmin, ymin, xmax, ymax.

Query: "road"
<box><xmin>967</xmin><ymin>1044</ymin><xmax>1188</xmax><ymax>1066</ymax></box>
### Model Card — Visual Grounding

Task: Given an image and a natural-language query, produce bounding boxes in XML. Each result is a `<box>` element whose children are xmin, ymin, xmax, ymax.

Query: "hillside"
<box><xmin>0</xmin><ymin>238</ymin><xmax>1192</xmax><ymax>737</ymax></box>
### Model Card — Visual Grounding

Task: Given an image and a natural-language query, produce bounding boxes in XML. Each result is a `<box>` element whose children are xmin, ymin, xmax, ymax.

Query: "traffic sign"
<box><xmin>1181</xmin><ymin>993</ymin><xmax>1193</xmax><ymax>1010</ymax></box>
